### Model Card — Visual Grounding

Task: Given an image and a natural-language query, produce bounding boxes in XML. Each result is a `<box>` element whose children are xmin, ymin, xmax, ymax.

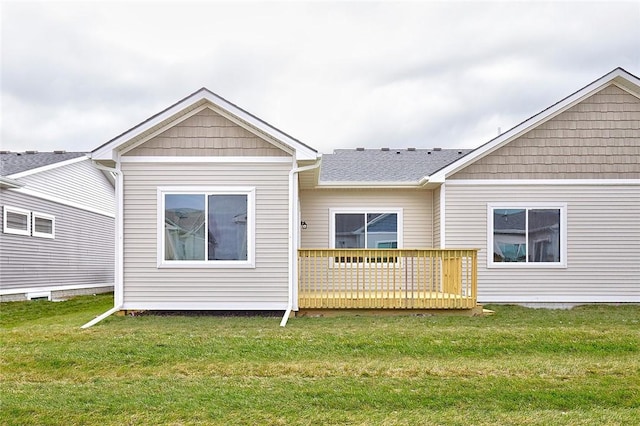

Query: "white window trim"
<box><xmin>31</xmin><ymin>212</ymin><xmax>55</xmax><ymax>239</ymax></box>
<box><xmin>487</xmin><ymin>202</ymin><xmax>567</xmax><ymax>269</ymax></box>
<box><xmin>329</xmin><ymin>207</ymin><xmax>404</xmax><ymax>249</ymax></box>
<box><xmin>3</xmin><ymin>206</ymin><xmax>31</xmax><ymax>236</ymax></box>
<box><xmin>157</xmin><ymin>186</ymin><xmax>256</xmax><ymax>268</ymax></box>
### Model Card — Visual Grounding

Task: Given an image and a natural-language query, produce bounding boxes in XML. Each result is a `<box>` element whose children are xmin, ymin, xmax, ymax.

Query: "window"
<box><xmin>3</xmin><ymin>206</ymin><xmax>31</xmax><ymax>236</ymax></box>
<box><xmin>32</xmin><ymin>212</ymin><xmax>55</xmax><ymax>238</ymax></box>
<box><xmin>158</xmin><ymin>187</ymin><xmax>255</xmax><ymax>267</ymax></box>
<box><xmin>488</xmin><ymin>203</ymin><xmax>566</xmax><ymax>268</ymax></box>
<box><xmin>330</xmin><ymin>208</ymin><xmax>403</xmax><ymax>262</ymax></box>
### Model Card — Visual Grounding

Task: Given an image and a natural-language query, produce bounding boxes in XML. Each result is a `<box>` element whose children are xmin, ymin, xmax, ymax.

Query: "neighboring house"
<box><xmin>0</xmin><ymin>152</ymin><xmax>115</xmax><ymax>301</ymax></box>
<box><xmin>88</xmin><ymin>67</ymin><xmax>638</xmax><ymax>326</ymax></box>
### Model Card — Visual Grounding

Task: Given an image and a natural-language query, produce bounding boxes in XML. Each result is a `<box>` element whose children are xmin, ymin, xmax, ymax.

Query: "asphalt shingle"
<box><xmin>0</xmin><ymin>152</ymin><xmax>87</xmax><ymax>176</ymax></box>
<box><xmin>319</xmin><ymin>148</ymin><xmax>472</xmax><ymax>182</ymax></box>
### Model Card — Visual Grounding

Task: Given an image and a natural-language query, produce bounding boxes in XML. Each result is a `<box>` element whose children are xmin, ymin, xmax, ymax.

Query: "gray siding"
<box><xmin>14</xmin><ymin>158</ymin><xmax>115</xmax><ymax>215</ymax></box>
<box><xmin>451</xmin><ymin>85</ymin><xmax>640</xmax><ymax>179</ymax></box>
<box><xmin>300</xmin><ymin>188</ymin><xmax>434</xmax><ymax>249</ymax></box>
<box><xmin>0</xmin><ymin>190</ymin><xmax>114</xmax><ymax>292</ymax></box>
<box><xmin>445</xmin><ymin>183</ymin><xmax>640</xmax><ymax>303</ymax></box>
<box><xmin>125</xmin><ymin>108</ymin><xmax>290</xmax><ymax>157</ymax></box>
<box><xmin>433</xmin><ymin>186</ymin><xmax>441</xmax><ymax>248</ymax></box>
<box><xmin>121</xmin><ymin>160</ymin><xmax>291</xmax><ymax>308</ymax></box>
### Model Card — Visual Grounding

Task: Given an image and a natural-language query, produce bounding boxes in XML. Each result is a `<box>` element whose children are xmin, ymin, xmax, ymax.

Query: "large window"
<box><xmin>158</xmin><ymin>187</ymin><xmax>255</xmax><ymax>267</ymax></box>
<box><xmin>488</xmin><ymin>203</ymin><xmax>566</xmax><ymax>268</ymax></box>
<box><xmin>330</xmin><ymin>209</ymin><xmax>402</xmax><ymax>262</ymax></box>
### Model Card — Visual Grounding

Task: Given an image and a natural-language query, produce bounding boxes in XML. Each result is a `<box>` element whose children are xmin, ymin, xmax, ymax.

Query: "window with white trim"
<box><xmin>32</xmin><ymin>212</ymin><xmax>55</xmax><ymax>238</ymax></box>
<box><xmin>3</xmin><ymin>206</ymin><xmax>31</xmax><ymax>236</ymax></box>
<box><xmin>488</xmin><ymin>203</ymin><xmax>566</xmax><ymax>268</ymax></box>
<box><xmin>158</xmin><ymin>187</ymin><xmax>255</xmax><ymax>267</ymax></box>
<box><xmin>330</xmin><ymin>208</ymin><xmax>403</xmax><ymax>263</ymax></box>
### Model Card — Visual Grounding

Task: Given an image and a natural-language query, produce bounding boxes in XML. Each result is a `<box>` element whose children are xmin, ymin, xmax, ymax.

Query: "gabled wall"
<box><xmin>450</xmin><ymin>85</ymin><xmax>640</xmax><ymax>179</ymax></box>
<box><xmin>124</xmin><ymin>108</ymin><xmax>290</xmax><ymax>157</ymax></box>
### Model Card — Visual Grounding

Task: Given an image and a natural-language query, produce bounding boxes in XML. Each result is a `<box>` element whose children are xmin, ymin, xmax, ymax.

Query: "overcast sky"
<box><xmin>1</xmin><ymin>1</ymin><xmax>639</xmax><ymax>154</ymax></box>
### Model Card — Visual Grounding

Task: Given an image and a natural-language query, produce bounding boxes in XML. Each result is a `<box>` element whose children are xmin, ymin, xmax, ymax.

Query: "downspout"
<box><xmin>280</xmin><ymin>159</ymin><xmax>321</xmax><ymax>327</ymax></box>
<box><xmin>82</xmin><ymin>160</ymin><xmax>124</xmax><ymax>328</ymax></box>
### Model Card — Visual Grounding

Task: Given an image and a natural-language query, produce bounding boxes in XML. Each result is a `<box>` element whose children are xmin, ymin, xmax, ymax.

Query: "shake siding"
<box><xmin>125</xmin><ymin>108</ymin><xmax>290</xmax><ymax>157</ymax></box>
<box><xmin>451</xmin><ymin>85</ymin><xmax>640</xmax><ymax>179</ymax></box>
<box><xmin>122</xmin><ymin>161</ymin><xmax>291</xmax><ymax>307</ymax></box>
<box><xmin>12</xmin><ymin>159</ymin><xmax>115</xmax><ymax>215</ymax></box>
<box><xmin>445</xmin><ymin>184</ymin><xmax>640</xmax><ymax>303</ymax></box>
<box><xmin>0</xmin><ymin>190</ymin><xmax>114</xmax><ymax>291</ymax></box>
<box><xmin>299</xmin><ymin>189</ymin><xmax>434</xmax><ymax>248</ymax></box>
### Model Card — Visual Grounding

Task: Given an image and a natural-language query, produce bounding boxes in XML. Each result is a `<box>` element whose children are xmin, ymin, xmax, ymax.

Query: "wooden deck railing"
<box><xmin>298</xmin><ymin>249</ymin><xmax>478</xmax><ymax>310</ymax></box>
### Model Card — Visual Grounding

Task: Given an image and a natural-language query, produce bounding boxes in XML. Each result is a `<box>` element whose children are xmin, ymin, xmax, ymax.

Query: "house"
<box><xmin>0</xmin><ymin>151</ymin><xmax>115</xmax><ymax>301</ymax></box>
<box><xmin>85</xmin><ymin>67</ymin><xmax>639</xmax><ymax>327</ymax></box>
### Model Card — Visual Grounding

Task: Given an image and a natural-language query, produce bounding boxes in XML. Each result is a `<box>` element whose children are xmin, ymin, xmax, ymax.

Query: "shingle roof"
<box><xmin>319</xmin><ymin>148</ymin><xmax>473</xmax><ymax>183</ymax></box>
<box><xmin>0</xmin><ymin>152</ymin><xmax>87</xmax><ymax>176</ymax></box>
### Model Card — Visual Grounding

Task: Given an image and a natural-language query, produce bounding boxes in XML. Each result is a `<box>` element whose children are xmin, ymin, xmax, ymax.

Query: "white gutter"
<box><xmin>280</xmin><ymin>159</ymin><xmax>321</xmax><ymax>327</ymax></box>
<box><xmin>81</xmin><ymin>160</ymin><xmax>124</xmax><ymax>328</ymax></box>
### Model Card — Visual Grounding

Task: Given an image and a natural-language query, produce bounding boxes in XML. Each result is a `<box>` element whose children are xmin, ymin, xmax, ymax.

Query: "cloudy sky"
<box><xmin>1</xmin><ymin>1</ymin><xmax>639</xmax><ymax>154</ymax></box>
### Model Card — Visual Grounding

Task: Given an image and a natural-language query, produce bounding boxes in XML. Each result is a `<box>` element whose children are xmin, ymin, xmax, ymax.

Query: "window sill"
<box><xmin>157</xmin><ymin>260</ymin><xmax>255</xmax><ymax>269</ymax></box>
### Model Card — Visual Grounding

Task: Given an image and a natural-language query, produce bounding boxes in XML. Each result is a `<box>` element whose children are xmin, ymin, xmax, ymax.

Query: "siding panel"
<box><xmin>300</xmin><ymin>189</ymin><xmax>434</xmax><ymax>249</ymax></box>
<box><xmin>121</xmin><ymin>161</ymin><xmax>291</xmax><ymax>308</ymax></box>
<box><xmin>0</xmin><ymin>190</ymin><xmax>114</xmax><ymax>292</ymax></box>
<box><xmin>445</xmin><ymin>184</ymin><xmax>640</xmax><ymax>303</ymax></box>
<box><xmin>13</xmin><ymin>159</ymin><xmax>115</xmax><ymax>214</ymax></box>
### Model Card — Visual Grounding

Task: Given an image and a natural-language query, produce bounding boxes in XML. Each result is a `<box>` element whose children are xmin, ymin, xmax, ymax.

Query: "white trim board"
<box><xmin>446</xmin><ymin>179</ymin><xmax>640</xmax><ymax>186</ymax></box>
<box><xmin>121</xmin><ymin>156</ymin><xmax>293</xmax><ymax>163</ymax></box>
<box><xmin>10</xmin><ymin>187</ymin><xmax>116</xmax><ymax>218</ymax></box>
<box><xmin>0</xmin><ymin>282</ymin><xmax>114</xmax><ymax>295</ymax></box>
<box><xmin>121</xmin><ymin>302</ymin><xmax>288</xmax><ymax>310</ymax></box>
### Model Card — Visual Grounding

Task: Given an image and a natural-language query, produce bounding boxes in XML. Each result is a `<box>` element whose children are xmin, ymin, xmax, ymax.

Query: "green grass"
<box><xmin>1</xmin><ymin>294</ymin><xmax>639</xmax><ymax>425</ymax></box>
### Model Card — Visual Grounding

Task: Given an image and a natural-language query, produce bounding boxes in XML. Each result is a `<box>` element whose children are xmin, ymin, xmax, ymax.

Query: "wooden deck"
<box><xmin>298</xmin><ymin>249</ymin><xmax>478</xmax><ymax>311</ymax></box>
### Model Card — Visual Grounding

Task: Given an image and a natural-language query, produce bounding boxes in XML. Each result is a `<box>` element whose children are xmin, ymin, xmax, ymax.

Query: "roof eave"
<box><xmin>0</xmin><ymin>176</ymin><xmax>24</xmax><ymax>188</ymax></box>
<box><xmin>316</xmin><ymin>180</ymin><xmax>422</xmax><ymax>188</ymax></box>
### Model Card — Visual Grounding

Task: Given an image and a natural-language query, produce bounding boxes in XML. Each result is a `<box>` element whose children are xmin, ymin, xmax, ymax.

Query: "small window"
<box><xmin>32</xmin><ymin>212</ymin><xmax>55</xmax><ymax>239</ymax></box>
<box><xmin>3</xmin><ymin>206</ymin><xmax>31</xmax><ymax>236</ymax></box>
<box><xmin>159</xmin><ymin>187</ymin><xmax>255</xmax><ymax>268</ymax></box>
<box><xmin>488</xmin><ymin>203</ymin><xmax>567</xmax><ymax>268</ymax></box>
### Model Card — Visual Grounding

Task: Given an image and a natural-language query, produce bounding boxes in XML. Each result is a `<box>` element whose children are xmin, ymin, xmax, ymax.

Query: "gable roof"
<box><xmin>429</xmin><ymin>67</ymin><xmax>640</xmax><ymax>182</ymax></box>
<box><xmin>0</xmin><ymin>152</ymin><xmax>87</xmax><ymax>177</ymax></box>
<box><xmin>92</xmin><ymin>88</ymin><xmax>319</xmax><ymax>161</ymax></box>
<box><xmin>320</xmin><ymin>148</ymin><xmax>472</xmax><ymax>185</ymax></box>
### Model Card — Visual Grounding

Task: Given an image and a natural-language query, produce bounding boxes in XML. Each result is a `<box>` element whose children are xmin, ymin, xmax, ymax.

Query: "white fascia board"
<box><xmin>316</xmin><ymin>180</ymin><xmax>422</xmax><ymax>188</ymax></box>
<box><xmin>431</xmin><ymin>68</ymin><xmax>640</xmax><ymax>182</ymax></box>
<box><xmin>92</xmin><ymin>89</ymin><xmax>318</xmax><ymax>161</ymax></box>
<box><xmin>0</xmin><ymin>177</ymin><xmax>23</xmax><ymax>188</ymax></box>
<box><xmin>446</xmin><ymin>179</ymin><xmax>640</xmax><ymax>186</ymax></box>
<box><xmin>7</xmin><ymin>155</ymin><xmax>89</xmax><ymax>179</ymax></box>
<box><xmin>120</xmin><ymin>156</ymin><xmax>293</xmax><ymax>163</ymax></box>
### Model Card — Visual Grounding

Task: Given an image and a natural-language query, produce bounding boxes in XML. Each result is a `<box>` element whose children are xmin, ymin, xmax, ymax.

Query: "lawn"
<box><xmin>1</xmin><ymin>294</ymin><xmax>638</xmax><ymax>425</ymax></box>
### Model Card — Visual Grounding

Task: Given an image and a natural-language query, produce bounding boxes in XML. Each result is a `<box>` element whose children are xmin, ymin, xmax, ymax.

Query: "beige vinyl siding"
<box><xmin>433</xmin><ymin>186</ymin><xmax>441</xmax><ymax>248</ymax></box>
<box><xmin>450</xmin><ymin>85</ymin><xmax>640</xmax><ymax>179</ymax></box>
<box><xmin>125</xmin><ymin>108</ymin><xmax>290</xmax><ymax>157</ymax></box>
<box><xmin>445</xmin><ymin>183</ymin><xmax>640</xmax><ymax>303</ymax></box>
<box><xmin>0</xmin><ymin>190</ymin><xmax>114</xmax><ymax>292</ymax></box>
<box><xmin>299</xmin><ymin>188</ymin><xmax>434</xmax><ymax>249</ymax></box>
<box><xmin>12</xmin><ymin>159</ymin><xmax>115</xmax><ymax>215</ymax></box>
<box><xmin>121</xmin><ymin>161</ymin><xmax>291</xmax><ymax>308</ymax></box>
